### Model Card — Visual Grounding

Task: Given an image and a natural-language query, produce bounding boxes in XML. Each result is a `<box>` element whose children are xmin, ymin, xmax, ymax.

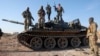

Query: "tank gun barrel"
<box><xmin>2</xmin><ymin>19</ymin><xmax>24</xmax><ymax>25</ymax></box>
<box><xmin>2</xmin><ymin>19</ymin><xmax>34</xmax><ymax>27</ymax></box>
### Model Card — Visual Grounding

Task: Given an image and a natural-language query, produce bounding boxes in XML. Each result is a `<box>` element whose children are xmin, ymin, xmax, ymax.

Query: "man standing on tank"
<box><xmin>22</xmin><ymin>7</ymin><xmax>34</xmax><ymax>31</ymax></box>
<box><xmin>87</xmin><ymin>17</ymin><xmax>99</xmax><ymax>56</ymax></box>
<box><xmin>54</xmin><ymin>3</ymin><xmax>64</xmax><ymax>21</ymax></box>
<box><xmin>38</xmin><ymin>6</ymin><xmax>45</xmax><ymax>28</ymax></box>
<box><xmin>46</xmin><ymin>4</ymin><xmax>51</xmax><ymax>22</ymax></box>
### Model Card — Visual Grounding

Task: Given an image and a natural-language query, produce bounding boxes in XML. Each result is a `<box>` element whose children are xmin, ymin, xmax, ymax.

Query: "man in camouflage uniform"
<box><xmin>22</xmin><ymin>7</ymin><xmax>34</xmax><ymax>31</ymax></box>
<box><xmin>46</xmin><ymin>4</ymin><xmax>51</xmax><ymax>21</ymax></box>
<box><xmin>38</xmin><ymin>6</ymin><xmax>45</xmax><ymax>28</ymax></box>
<box><xmin>0</xmin><ymin>28</ymin><xmax>3</xmax><ymax>39</ymax></box>
<box><xmin>54</xmin><ymin>3</ymin><xmax>64</xmax><ymax>21</ymax></box>
<box><xmin>87</xmin><ymin>17</ymin><xmax>99</xmax><ymax>56</ymax></box>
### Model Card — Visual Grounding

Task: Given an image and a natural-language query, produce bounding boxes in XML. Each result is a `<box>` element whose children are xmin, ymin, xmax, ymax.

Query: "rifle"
<box><xmin>53</xmin><ymin>2</ymin><xmax>56</xmax><ymax>11</ymax></box>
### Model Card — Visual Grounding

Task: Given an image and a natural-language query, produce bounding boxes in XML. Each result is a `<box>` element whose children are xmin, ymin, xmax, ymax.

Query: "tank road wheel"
<box><xmin>82</xmin><ymin>37</ymin><xmax>89</xmax><ymax>46</ymax></box>
<box><xmin>57</xmin><ymin>37</ymin><xmax>68</xmax><ymax>49</ymax></box>
<box><xmin>30</xmin><ymin>37</ymin><xmax>43</xmax><ymax>50</ymax></box>
<box><xmin>44</xmin><ymin>38</ymin><xmax>56</xmax><ymax>49</ymax></box>
<box><xmin>71</xmin><ymin>37</ymin><xmax>81</xmax><ymax>48</ymax></box>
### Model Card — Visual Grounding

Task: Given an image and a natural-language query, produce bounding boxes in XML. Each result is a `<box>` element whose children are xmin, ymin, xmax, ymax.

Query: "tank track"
<box><xmin>17</xmin><ymin>33</ymin><xmax>33</xmax><ymax>48</ymax></box>
<box><xmin>17</xmin><ymin>30</ymin><xmax>89</xmax><ymax>50</ymax></box>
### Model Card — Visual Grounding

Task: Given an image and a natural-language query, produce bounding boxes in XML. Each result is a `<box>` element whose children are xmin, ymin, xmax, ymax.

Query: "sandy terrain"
<box><xmin>0</xmin><ymin>32</ymin><xmax>100</xmax><ymax>56</ymax></box>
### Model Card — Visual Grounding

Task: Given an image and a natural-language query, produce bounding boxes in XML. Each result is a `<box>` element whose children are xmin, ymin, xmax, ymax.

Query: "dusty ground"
<box><xmin>0</xmin><ymin>32</ymin><xmax>100</xmax><ymax>56</ymax></box>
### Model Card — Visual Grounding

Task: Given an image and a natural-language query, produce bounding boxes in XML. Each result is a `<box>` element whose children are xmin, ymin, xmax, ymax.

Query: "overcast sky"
<box><xmin>0</xmin><ymin>0</ymin><xmax>100</xmax><ymax>33</ymax></box>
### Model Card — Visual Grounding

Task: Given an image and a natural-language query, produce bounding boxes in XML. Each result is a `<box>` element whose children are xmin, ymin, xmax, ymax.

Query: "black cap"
<box><xmin>89</xmin><ymin>17</ymin><xmax>94</xmax><ymax>22</ymax></box>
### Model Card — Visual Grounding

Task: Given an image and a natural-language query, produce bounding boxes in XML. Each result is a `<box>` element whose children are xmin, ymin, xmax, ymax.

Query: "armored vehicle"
<box><xmin>2</xmin><ymin>19</ymin><xmax>88</xmax><ymax>50</ymax></box>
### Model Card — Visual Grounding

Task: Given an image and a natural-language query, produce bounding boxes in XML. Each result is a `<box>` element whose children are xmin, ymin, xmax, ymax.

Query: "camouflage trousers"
<box><xmin>47</xmin><ymin>13</ymin><xmax>51</xmax><ymax>21</ymax></box>
<box><xmin>89</xmin><ymin>37</ymin><xmax>99</xmax><ymax>56</ymax></box>
<box><xmin>24</xmin><ymin>18</ymin><xmax>32</xmax><ymax>31</ymax></box>
<box><xmin>57</xmin><ymin>12</ymin><xmax>62</xmax><ymax>21</ymax></box>
<box><xmin>38</xmin><ymin>17</ymin><xmax>45</xmax><ymax>28</ymax></box>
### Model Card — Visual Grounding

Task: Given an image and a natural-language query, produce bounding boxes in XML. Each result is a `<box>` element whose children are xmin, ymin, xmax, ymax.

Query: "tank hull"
<box><xmin>17</xmin><ymin>28</ymin><xmax>88</xmax><ymax>50</ymax></box>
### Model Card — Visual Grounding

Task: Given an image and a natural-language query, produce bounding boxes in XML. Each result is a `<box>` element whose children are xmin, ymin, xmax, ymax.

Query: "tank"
<box><xmin>2</xmin><ymin>19</ymin><xmax>89</xmax><ymax>50</ymax></box>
